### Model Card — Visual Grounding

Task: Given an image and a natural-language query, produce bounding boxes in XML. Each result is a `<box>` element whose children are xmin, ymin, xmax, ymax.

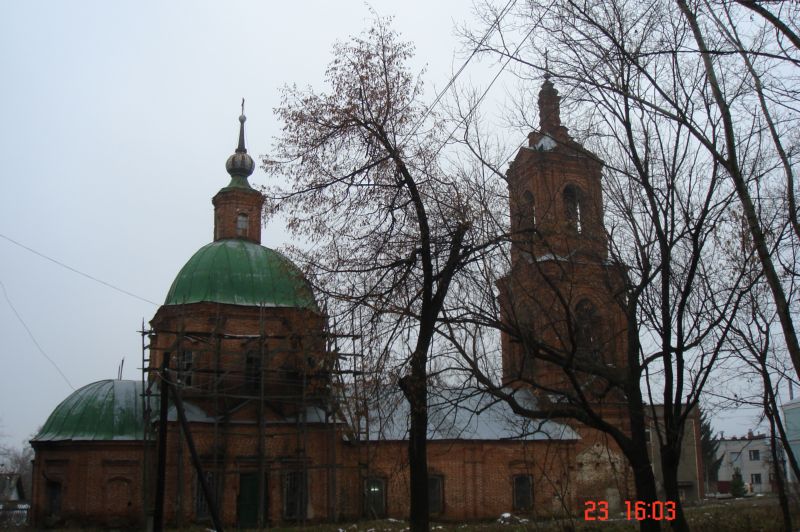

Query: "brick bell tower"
<box><xmin>499</xmin><ymin>76</ymin><xmax>628</xmax><ymax>407</ymax></box>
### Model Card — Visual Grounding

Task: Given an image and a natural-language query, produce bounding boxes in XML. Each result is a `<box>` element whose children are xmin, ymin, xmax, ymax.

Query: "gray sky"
<box><xmin>0</xmin><ymin>0</ymin><xmax>775</xmax><ymax>448</ymax></box>
<box><xmin>0</xmin><ymin>0</ymin><xmax>487</xmax><ymax>445</ymax></box>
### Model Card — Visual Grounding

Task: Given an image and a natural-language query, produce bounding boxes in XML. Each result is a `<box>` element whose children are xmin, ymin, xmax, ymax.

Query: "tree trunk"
<box><xmin>628</xmin><ymin>447</ymin><xmax>663</xmax><ymax>532</ymax></box>
<box><xmin>660</xmin><ymin>443</ymin><xmax>690</xmax><ymax>532</ymax></box>
<box><xmin>761</xmin><ymin>366</ymin><xmax>793</xmax><ymax>532</ymax></box>
<box><xmin>767</xmin><ymin>400</ymin><xmax>792</xmax><ymax>532</ymax></box>
<box><xmin>622</xmin><ymin>299</ymin><xmax>666</xmax><ymax>532</ymax></box>
<box><xmin>401</xmin><ymin>345</ymin><xmax>430</xmax><ymax>532</ymax></box>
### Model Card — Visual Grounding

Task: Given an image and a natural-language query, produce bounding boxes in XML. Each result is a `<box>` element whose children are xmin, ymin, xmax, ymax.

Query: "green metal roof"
<box><xmin>218</xmin><ymin>175</ymin><xmax>256</xmax><ymax>192</ymax></box>
<box><xmin>164</xmin><ymin>239</ymin><xmax>318</xmax><ymax>310</ymax></box>
<box><xmin>34</xmin><ymin>380</ymin><xmax>143</xmax><ymax>442</ymax></box>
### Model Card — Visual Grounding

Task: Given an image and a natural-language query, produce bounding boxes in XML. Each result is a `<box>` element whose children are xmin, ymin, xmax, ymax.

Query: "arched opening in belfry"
<box><xmin>523</xmin><ymin>190</ymin><xmax>536</xmax><ymax>227</ymax></box>
<box><xmin>236</xmin><ymin>212</ymin><xmax>249</xmax><ymax>237</ymax></box>
<box><xmin>574</xmin><ymin>298</ymin><xmax>600</xmax><ymax>358</ymax></box>
<box><xmin>563</xmin><ymin>185</ymin><xmax>583</xmax><ymax>233</ymax></box>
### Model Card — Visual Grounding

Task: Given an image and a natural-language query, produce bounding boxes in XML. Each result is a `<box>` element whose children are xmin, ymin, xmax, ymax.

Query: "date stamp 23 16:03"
<box><xmin>584</xmin><ymin>500</ymin><xmax>677</xmax><ymax>521</ymax></box>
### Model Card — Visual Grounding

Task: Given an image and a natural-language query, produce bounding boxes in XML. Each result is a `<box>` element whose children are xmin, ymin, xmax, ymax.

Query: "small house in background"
<box><xmin>644</xmin><ymin>406</ymin><xmax>704</xmax><ymax>503</ymax></box>
<box><xmin>783</xmin><ymin>398</ymin><xmax>800</xmax><ymax>485</ymax></box>
<box><xmin>716</xmin><ymin>431</ymin><xmax>784</xmax><ymax>494</ymax></box>
<box><xmin>0</xmin><ymin>473</ymin><xmax>28</xmax><ymax>527</ymax></box>
<box><xmin>0</xmin><ymin>473</ymin><xmax>25</xmax><ymax>503</ymax></box>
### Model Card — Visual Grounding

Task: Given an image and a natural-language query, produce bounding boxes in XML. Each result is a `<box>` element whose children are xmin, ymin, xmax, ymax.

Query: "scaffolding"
<box><xmin>139</xmin><ymin>303</ymin><xmax>370</xmax><ymax>530</ymax></box>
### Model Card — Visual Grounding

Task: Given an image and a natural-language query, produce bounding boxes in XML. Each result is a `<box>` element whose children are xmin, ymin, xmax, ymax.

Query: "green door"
<box><xmin>238</xmin><ymin>472</ymin><xmax>268</xmax><ymax>528</ymax></box>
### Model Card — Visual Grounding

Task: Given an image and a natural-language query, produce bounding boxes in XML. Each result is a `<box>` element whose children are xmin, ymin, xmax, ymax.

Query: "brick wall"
<box><xmin>30</xmin><ymin>441</ymin><xmax>148</xmax><ymax>528</ymax></box>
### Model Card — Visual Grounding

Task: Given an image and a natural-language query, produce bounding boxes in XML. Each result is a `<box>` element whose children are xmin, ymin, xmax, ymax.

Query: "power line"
<box><xmin>0</xmin><ymin>232</ymin><xmax>159</xmax><ymax>306</ymax></box>
<box><xmin>432</xmin><ymin>23</ymin><xmax>539</xmax><ymax>161</ymax></box>
<box><xmin>0</xmin><ymin>279</ymin><xmax>75</xmax><ymax>390</ymax></box>
<box><xmin>402</xmin><ymin>0</ymin><xmax>518</xmax><ymax>143</ymax></box>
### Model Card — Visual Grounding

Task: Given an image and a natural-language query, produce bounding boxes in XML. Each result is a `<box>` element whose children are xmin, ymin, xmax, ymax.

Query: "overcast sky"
<box><xmin>0</xmin><ymin>0</ymin><xmax>497</xmax><ymax>446</ymax></box>
<box><xmin>0</xmin><ymin>0</ymin><xmax>773</xmax><ymax>448</ymax></box>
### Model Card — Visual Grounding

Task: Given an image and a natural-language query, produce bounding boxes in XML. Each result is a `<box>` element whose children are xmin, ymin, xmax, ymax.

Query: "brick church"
<box><xmin>28</xmin><ymin>80</ymin><xmax>703</xmax><ymax>528</ymax></box>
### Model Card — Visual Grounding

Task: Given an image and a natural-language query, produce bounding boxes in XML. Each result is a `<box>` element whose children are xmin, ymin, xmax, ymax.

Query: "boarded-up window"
<box><xmin>428</xmin><ymin>475</ymin><xmax>444</xmax><ymax>515</ymax></box>
<box><xmin>283</xmin><ymin>470</ymin><xmax>307</xmax><ymax>520</ymax></box>
<box><xmin>46</xmin><ymin>481</ymin><xmax>62</xmax><ymax>515</ymax></box>
<box><xmin>245</xmin><ymin>350</ymin><xmax>261</xmax><ymax>393</ymax></box>
<box><xmin>196</xmin><ymin>471</ymin><xmax>219</xmax><ymax>520</ymax></box>
<box><xmin>105</xmin><ymin>477</ymin><xmax>133</xmax><ymax>516</ymax></box>
<box><xmin>513</xmin><ymin>475</ymin><xmax>533</xmax><ymax>511</ymax></box>
<box><xmin>178</xmin><ymin>350</ymin><xmax>193</xmax><ymax>386</ymax></box>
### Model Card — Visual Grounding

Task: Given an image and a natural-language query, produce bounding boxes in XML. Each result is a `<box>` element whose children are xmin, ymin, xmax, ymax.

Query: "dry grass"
<box><xmin>22</xmin><ymin>494</ymin><xmax>800</xmax><ymax>531</ymax></box>
<box><xmin>260</xmin><ymin>495</ymin><xmax>799</xmax><ymax>532</ymax></box>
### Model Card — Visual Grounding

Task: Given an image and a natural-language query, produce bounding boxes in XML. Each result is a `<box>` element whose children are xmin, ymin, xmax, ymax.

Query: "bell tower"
<box><xmin>500</xmin><ymin>78</ymin><xmax>627</xmax><ymax>402</ymax></box>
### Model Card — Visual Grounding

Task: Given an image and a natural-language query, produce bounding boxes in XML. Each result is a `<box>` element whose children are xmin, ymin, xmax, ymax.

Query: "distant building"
<box><xmin>716</xmin><ymin>431</ymin><xmax>784</xmax><ymax>494</ymax></box>
<box><xmin>0</xmin><ymin>473</ymin><xmax>25</xmax><ymax>503</ymax></box>
<box><xmin>782</xmin><ymin>398</ymin><xmax>800</xmax><ymax>484</ymax></box>
<box><xmin>0</xmin><ymin>473</ymin><xmax>28</xmax><ymax>527</ymax></box>
<box><xmin>644</xmin><ymin>406</ymin><xmax>704</xmax><ymax>503</ymax></box>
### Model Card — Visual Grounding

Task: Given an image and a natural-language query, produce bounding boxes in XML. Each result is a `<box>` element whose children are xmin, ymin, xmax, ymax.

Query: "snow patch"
<box><xmin>535</xmin><ymin>135</ymin><xmax>557</xmax><ymax>151</ymax></box>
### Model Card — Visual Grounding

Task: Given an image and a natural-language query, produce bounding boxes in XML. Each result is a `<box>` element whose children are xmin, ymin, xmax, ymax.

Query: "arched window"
<box><xmin>236</xmin><ymin>213</ymin><xmax>249</xmax><ymax>237</ymax></box>
<box><xmin>574</xmin><ymin>299</ymin><xmax>600</xmax><ymax>357</ymax></box>
<box><xmin>523</xmin><ymin>190</ymin><xmax>536</xmax><ymax>227</ymax></box>
<box><xmin>563</xmin><ymin>185</ymin><xmax>583</xmax><ymax>233</ymax></box>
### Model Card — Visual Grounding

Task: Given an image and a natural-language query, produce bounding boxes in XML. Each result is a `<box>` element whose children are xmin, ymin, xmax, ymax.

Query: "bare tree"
<box><xmin>263</xmin><ymin>17</ymin><xmax>500</xmax><ymax>531</ymax></box>
<box><xmin>717</xmin><ymin>211</ymin><xmax>800</xmax><ymax>531</ymax></box>
<box><xmin>674</xmin><ymin>0</ymin><xmax>800</xmax><ymax>385</ymax></box>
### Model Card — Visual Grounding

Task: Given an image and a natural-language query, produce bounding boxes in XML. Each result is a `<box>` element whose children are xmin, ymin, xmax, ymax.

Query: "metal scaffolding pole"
<box><xmin>168</xmin><ymin>376</ymin><xmax>225</xmax><ymax>532</ymax></box>
<box><xmin>153</xmin><ymin>352</ymin><xmax>170</xmax><ymax>532</ymax></box>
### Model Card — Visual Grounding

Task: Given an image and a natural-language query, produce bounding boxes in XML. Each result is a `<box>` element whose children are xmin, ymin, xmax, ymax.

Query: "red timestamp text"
<box><xmin>583</xmin><ymin>500</ymin><xmax>609</xmax><ymax>521</ymax></box>
<box><xmin>583</xmin><ymin>500</ymin><xmax>677</xmax><ymax>521</ymax></box>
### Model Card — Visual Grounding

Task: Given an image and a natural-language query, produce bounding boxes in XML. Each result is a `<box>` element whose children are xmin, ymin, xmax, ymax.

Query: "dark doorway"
<box><xmin>238</xmin><ymin>472</ymin><xmax>268</xmax><ymax>528</ymax></box>
<box><xmin>513</xmin><ymin>475</ymin><xmax>533</xmax><ymax>511</ymax></box>
<box><xmin>428</xmin><ymin>475</ymin><xmax>443</xmax><ymax>515</ymax></box>
<box><xmin>363</xmin><ymin>477</ymin><xmax>386</xmax><ymax>518</ymax></box>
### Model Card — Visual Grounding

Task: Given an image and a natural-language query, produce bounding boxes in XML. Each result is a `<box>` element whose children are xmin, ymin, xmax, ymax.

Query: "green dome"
<box><xmin>34</xmin><ymin>380</ymin><xmax>143</xmax><ymax>442</ymax></box>
<box><xmin>164</xmin><ymin>239</ymin><xmax>318</xmax><ymax>310</ymax></box>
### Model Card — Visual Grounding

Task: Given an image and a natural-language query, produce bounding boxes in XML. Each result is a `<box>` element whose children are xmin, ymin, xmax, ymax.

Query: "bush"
<box><xmin>731</xmin><ymin>468</ymin><xmax>746</xmax><ymax>498</ymax></box>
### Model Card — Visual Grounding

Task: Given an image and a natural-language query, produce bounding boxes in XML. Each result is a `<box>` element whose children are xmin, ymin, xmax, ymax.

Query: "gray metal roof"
<box><xmin>166</xmin><ymin>402</ymin><xmax>329</xmax><ymax>425</ymax></box>
<box><xmin>358</xmin><ymin>386</ymin><xmax>579</xmax><ymax>442</ymax></box>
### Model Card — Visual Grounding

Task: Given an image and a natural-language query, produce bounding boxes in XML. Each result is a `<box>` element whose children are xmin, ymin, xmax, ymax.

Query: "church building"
<box><xmin>28</xmin><ymin>80</ymin><xmax>702</xmax><ymax>529</ymax></box>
